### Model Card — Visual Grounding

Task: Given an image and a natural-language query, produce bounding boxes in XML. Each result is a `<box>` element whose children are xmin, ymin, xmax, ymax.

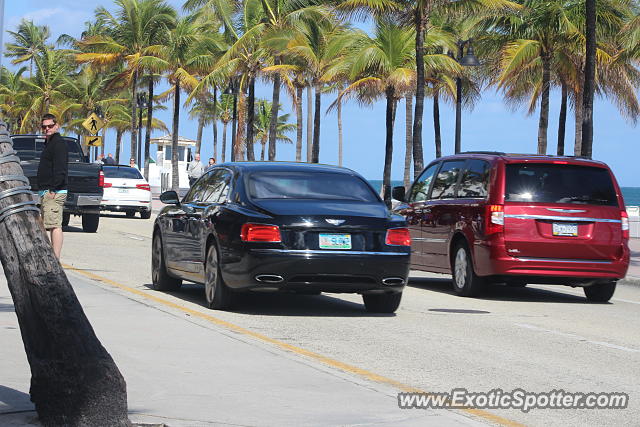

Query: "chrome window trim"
<box><xmin>504</xmin><ymin>214</ymin><xmax>621</xmax><ymax>223</ymax></box>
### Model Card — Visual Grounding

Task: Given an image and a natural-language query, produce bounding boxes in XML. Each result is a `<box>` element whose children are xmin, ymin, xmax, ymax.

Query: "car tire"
<box><xmin>126</xmin><ymin>211</ymin><xmax>136</xmax><ymax>218</ymax></box>
<box><xmin>81</xmin><ymin>213</ymin><xmax>99</xmax><ymax>233</ymax></box>
<box><xmin>205</xmin><ymin>244</ymin><xmax>234</xmax><ymax>310</ymax></box>
<box><xmin>151</xmin><ymin>231</ymin><xmax>182</xmax><ymax>291</ymax></box>
<box><xmin>362</xmin><ymin>292</ymin><xmax>402</xmax><ymax>313</ymax></box>
<box><xmin>140</xmin><ymin>210</ymin><xmax>152</xmax><ymax>219</ymax></box>
<box><xmin>62</xmin><ymin>212</ymin><xmax>70</xmax><ymax>227</ymax></box>
<box><xmin>584</xmin><ymin>281</ymin><xmax>616</xmax><ymax>302</ymax></box>
<box><xmin>452</xmin><ymin>242</ymin><xmax>485</xmax><ymax>297</ymax></box>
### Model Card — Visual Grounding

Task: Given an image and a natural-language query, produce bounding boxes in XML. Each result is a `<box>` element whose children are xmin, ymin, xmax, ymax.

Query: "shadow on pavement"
<box><xmin>0</xmin><ymin>385</ymin><xmax>34</xmax><ymax>414</ymax></box>
<box><xmin>409</xmin><ymin>277</ymin><xmax>591</xmax><ymax>304</ymax></box>
<box><xmin>143</xmin><ymin>283</ymin><xmax>396</xmax><ymax>318</ymax></box>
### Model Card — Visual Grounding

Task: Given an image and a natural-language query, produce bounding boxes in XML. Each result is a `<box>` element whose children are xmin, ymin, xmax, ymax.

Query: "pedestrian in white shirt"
<box><xmin>187</xmin><ymin>153</ymin><xmax>204</xmax><ymax>186</ymax></box>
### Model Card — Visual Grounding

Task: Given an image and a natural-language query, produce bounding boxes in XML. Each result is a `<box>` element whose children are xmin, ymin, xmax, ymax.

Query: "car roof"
<box><xmin>213</xmin><ymin>161</ymin><xmax>364</xmax><ymax>176</ymax></box>
<box><xmin>434</xmin><ymin>152</ymin><xmax>609</xmax><ymax>168</ymax></box>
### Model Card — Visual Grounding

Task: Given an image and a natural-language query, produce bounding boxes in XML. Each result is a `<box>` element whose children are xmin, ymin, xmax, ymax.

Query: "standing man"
<box><xmin>37</xmin><ymin>114</ymin><xmax>68</xmax><ymax>259</ymax></box>
<box><xmin>104</xmin><ymin>153</ymin><xmax>116</xmax><ymax>165</ymax></box>
<box><xmin>187</xmin><ymin>153</ymin><xmax>204</xmax><ymax>186</ymax></box>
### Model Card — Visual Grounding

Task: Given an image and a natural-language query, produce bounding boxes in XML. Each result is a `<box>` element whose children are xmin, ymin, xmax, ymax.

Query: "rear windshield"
<box><xmin>505</xmin><ymin>164</ymin><xmax>618</xmax><ymax>206</ymax></box>
<box><xmin>103</xmin><ymin>166</ymin><xmax>143</xmax><ymax>179</ymax></box>
<box><xmin>12</xmin><ymin>136</ymin><xmax>87</xmax><ymax>162</ymax></box>
<box><xmin>247</xmin><ymin>172</ymin><xmax>379</xmax><ymax>202</ymax></box>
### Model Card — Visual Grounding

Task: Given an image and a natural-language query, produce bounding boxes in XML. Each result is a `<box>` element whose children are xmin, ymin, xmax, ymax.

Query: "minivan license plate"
<box><xmin>119</xmin><ymin>188</ymin><xmax>129</xmax><ymax>194</ymax></box>
<box><xmin>319</xmin><ymin>233</ymin><xmax>351</xmax><ymax>249</ymax></box>
<box><xmin>552</xmin><ymin>222</ymin><xmax>578</xmax><ymax>236</ymax></box>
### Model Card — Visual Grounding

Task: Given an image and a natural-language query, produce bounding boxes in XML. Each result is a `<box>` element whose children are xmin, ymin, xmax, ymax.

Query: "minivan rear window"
<box><xmin>505</xmin><ymin>164</ymin><xmax>618</xmax><ymax>206</ymax></box>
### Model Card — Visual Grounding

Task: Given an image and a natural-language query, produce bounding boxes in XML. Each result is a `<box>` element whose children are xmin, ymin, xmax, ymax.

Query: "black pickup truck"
<box><xmin>13</xmin><ymin>134</ymin><xmax>103</xmax><ymax>232</ymax></box>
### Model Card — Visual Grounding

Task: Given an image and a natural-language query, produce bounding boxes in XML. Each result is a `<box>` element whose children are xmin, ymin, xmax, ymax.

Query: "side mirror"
<box><xmin>392</xmin><ymin>186</ymin><xmax>406</xmax><ymax>202</ymax></box>
<box><xmin>160</xmin><ymin>190</ymin><xmax>180</xmax><ymax>205</ymax></box>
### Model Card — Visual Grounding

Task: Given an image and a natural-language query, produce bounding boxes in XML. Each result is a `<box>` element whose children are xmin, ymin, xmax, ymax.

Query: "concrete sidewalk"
<box><xmin>0</xmin><ymin>271</ymin><xmax>480</xmax><ymax>427</ymax></box>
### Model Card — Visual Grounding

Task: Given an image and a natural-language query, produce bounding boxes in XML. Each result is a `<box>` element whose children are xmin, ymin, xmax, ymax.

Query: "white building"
<box><xmin>148</xmin><ymin>134</ymin><xmax>197</xmax><ymax>194</ymax></box>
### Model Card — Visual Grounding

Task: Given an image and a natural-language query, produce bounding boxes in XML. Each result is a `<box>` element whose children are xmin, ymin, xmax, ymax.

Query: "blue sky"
<box><xmin>3</xmin><ymin>0</ymin><xmax>639</xmax><ymax>186</ymax></box>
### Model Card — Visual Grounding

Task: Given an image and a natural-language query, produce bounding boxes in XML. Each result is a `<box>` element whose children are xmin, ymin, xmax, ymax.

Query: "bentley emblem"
<box><xmin>325</xmin><ymin>219</ymin><xmax>345</xmax><ymax>226</ymax></box>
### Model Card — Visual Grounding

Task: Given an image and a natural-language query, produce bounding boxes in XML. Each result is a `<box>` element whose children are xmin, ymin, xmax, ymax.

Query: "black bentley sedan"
<box><xmin>151</xmin><ymin>162</ymin><xmax>411</xmax><ymax>312</ymax></box>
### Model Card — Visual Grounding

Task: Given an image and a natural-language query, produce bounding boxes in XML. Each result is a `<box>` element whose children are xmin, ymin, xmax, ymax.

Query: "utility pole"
<box><xmin>0</xmin><ymin>0</ymin><xmax>5</xmax><ymax>71</ymax></box>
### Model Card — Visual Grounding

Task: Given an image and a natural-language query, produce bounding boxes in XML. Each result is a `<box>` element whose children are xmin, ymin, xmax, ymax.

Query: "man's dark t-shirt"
<box><xmin>37</xmin><ymin>133</ymin><xmax>68</xmax><ymax>191</ymax></box>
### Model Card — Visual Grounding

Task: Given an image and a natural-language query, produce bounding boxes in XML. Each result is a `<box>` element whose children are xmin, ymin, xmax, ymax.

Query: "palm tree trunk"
<box><xmin>412</xmin><ymin>3</ymin><xmax>430</xmax><ymax>179</ymax></box>
<box><xmin>245</xmin><ymin>76</ymin><xmax>256</xmax><ymax>161</ymax></box>
<box><xmin>433</xmin><ymin>87</ymin><xmax>442</xmax><ymax>158</ymax></box>
<box><xmin>557</xmin><ymin>82</ymin><xmax>567</xmax><ymax>156</ymax></box>
<box><xmin>261</xmin><ymin>139</ymin><xmax>266</xmax><ymax>161</ymax></box>
<box><xmin>171</xmin><ymin>82</ymin><xmax>180</xmax><ymax>191</ymax></box>
<box><xmin>144</xmin><ymin>78</ymin><xmax>154</xmax><ymax>180</ymax></box>
<box><xmin>130</xmin><ymin>70</ymin><xmax>138</xmax><ymax>163</ymax></box>
<box><xmin>404</xmin><ymin>94</ymin><xmax>413</xmax><ymax>191</ymax></box>
<box><xmin>338</xmin><ymin>97</ymin><xmax>343</xmax><ymax>167</ymax></box>
<box><xmin>312</xmin><ymin>84</ymin><xmax>321</xmax><ymax>163</ymax></box>
<box><xmin>581</xmin><ymin>0</ymin><xmax>596</xmax><ymax>159</ymax></box>
<box><xmin>213</xmin><ymin>86</ymin><xmax>218</xmax><ymax>161</ymax></box>
<box><xmin>115</xmin><ymin>129</ymin><xmax>123</xmax><ymax>164</ymax></box>
<box><xmin>222</xmin><ymin>122</ymin><xmax>227</xmax><ymax>163</ymax></box>
<box><xmin>100</xmin><ymin>127</ymin><xmax>106</xmax><ymax>157</ymax></box>
<box><xmin>574</xmin><ymin>89</ymin><xmax>583</xmax><ymax>155</ymax></box>
<box><xmin>196</xmin><ymin>117</ymin><xmax>204</xmax><ymax>154</ymax></box>
<box><xmin>306</xmin><ymin>86</ymin><xmax>313</xmax><ymax>162</ymax></box>
<box><xmin>268</xmin><ymin>59</ymin><xmax>281</xmax><ymax>161</ymax></box>
<box><xmin>383</xmin><ymin>88</ymin><xmax>397</xmax><ymax>208</ymax></box>
<box><xmin>295</xmin><ymin>86</ymin><xmax>303</xmax><ymax>162</ymax></box>
<box><xmin>537</xmin><ymin>51</ymin><xmax>551</xmax><ymax>155</ymax></box>
<box><xmin>236</xmin><ymin>92</ymin><xmax>246</xmax><ymax>161</ymax></box>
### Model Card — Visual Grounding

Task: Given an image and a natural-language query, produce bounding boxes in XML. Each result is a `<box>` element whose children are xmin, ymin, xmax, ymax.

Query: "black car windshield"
<box><xmin>505</xmin><ymin>163</ymin><xmax>618</xmax><ymax>206</ymax></box>
<box><xmin>247</xmin><ymin>171</ymin><xmax>379</xmax><ymax>202</ymax></box>
<box><xmin>103</xmin><ymin>166</ymin><xmax>143</xmax><ymax>179</ymax></box>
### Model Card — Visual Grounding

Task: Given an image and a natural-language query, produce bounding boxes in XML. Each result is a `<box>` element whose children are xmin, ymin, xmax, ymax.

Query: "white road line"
<box><xmin>515</xmin><ymin>323</ymin><xmax>640</xmax><ymax>353</ymax></box>
<box><xmin>126</xmin><ymin>235</ymin><xmax>144</xmax><ymax>241</ymax></box>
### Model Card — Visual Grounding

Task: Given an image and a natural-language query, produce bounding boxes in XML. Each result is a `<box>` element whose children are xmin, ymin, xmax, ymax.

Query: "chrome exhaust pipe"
<box><xmin>255</xmin><ymin>274</ymin><xmax>284</xmax><ymax>284</ymax></box>
<box><xmin>382</xmin><ymin>277</ymin><xmax>405</xmax><ymax>286</ymax></box>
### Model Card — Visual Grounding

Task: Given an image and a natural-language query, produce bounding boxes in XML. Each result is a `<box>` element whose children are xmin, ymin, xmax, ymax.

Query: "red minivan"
<box><xmin>393</xmin><ymin>152</ymin><xmax>629</xmax><ymax>302</ymax></box>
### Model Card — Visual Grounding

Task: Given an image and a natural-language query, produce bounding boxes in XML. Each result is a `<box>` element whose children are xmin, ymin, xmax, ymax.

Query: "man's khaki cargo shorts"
<box><xmin>40</xmin><ymin>192</ymin><xmax>67</xmax><ymax>229</ymax></box>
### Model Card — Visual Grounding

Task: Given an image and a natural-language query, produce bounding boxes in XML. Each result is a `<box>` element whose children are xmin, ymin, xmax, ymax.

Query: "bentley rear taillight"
<box><xmin>385</xmin><ymin>227</ymin><xmax>411</xmax><ymax>246</ymax></box>
<box><xmin>241</xmin><ymin>223</ymin><xmax>281</xmax><ymax>242</ymax></box>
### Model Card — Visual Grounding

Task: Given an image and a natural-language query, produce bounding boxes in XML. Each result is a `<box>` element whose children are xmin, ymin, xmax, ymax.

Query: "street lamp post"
<box><xmin>224</xmin><ymin>79</ymin><xmax>239</xmax><ymax>162</ymax></box>
<box><xmin>136</xmin><ymin>92</ymin><xmax>148</xmax><ymax>169</ymax></box>
<box><xmin>94</xmin><ymin>106</ymin><xmax>104</xmax><ymax>162</ymax></box>
<box><xmin>454</xmin><ymin>40</ymin><xmax>480</xmax><ymax>154</ymax></box>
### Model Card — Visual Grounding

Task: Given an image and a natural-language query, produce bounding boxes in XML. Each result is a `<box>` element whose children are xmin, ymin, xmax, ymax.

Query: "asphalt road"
<box><xmin>59</xmin><ymin>212</ymin><xmax>640</xmax><ymax>427</ymax></box>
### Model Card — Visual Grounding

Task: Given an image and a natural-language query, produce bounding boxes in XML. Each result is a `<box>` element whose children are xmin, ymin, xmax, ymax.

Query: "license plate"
<box><xmin>319</xmin><ymin>233</ymin><xmax>352</xmax><ymax>249</ymax></box>
<box><xmin>552</xmin><ymin>222</ymin><xmax>578</xmax><ymax>236</ymax></box>
<box><xmin>118</xmin><ymin>188</ymin><xmax>129</xmax><ymax>194</ymax></box>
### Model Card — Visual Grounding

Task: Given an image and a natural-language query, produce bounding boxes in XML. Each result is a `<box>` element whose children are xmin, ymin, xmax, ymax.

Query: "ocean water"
<box><xmin>368</xmin><ymin>180</ymin><xmax>640</xmax><ymax>207</ymax></box>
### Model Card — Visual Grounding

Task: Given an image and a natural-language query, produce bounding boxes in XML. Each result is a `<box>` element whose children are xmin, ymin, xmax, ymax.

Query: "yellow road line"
<box><xmin>62</xmin><ymin>263</ymin><xmax>525</xmax><ymax>427</ymax></box>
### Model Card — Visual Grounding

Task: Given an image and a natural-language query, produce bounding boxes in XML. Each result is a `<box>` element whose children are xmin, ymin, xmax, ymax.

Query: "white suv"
<box><xmin>101</xmin><ymin>166</ymin><xmax>152</xmax><ymax>219</ymax></box>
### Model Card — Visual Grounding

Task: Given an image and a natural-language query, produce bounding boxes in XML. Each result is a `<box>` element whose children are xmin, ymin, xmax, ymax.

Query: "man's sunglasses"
<box><xmin>41</xmin><ymin>123</ymin><xmax>56</xmax><ymax>130</ymax></box>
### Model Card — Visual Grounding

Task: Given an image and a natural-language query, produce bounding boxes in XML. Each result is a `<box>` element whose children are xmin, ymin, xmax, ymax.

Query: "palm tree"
<box><xmin>156</xmin><ymin>15</ymin><xmax>207</xmax><ymax>190</ymax></box>
<box><xmin>19</xmin><ymin>48</ymin><xmax>71</xmax><ymax>132</ymax></box>
<box><xmin>254</xmin><ymin>100</ymin><xmax>296</xmax><ymax>160</ymax></box>
<box><xmin>76</xmin><ymin>0</ymin><xmax>177</xmax><ymax>164</ymax></box>
<box><xmin>4</xmin><ymin>20</ymin><xmax>51</xmax><ymax>77</ymax></box>
<box><xmin>217</xmin><ymin>94</ymin><xmax>234</xmax><ymax>162</ymax></box>
<box><xmin>339</xmin><ymin>21</ymin><xmax>416</xmax><ymax>207</ymax></box>
<box><xmin>0</xmin><ymin>67</ymin><xmax>29</xmax><ymax>132</ymax></box>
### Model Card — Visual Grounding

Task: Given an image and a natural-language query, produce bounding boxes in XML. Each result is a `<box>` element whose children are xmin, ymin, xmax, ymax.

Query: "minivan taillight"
<box><xmin>136</xmin><ymin>183</ymin><xmax>151</xmax><ymax>191</ymax></box>
<box><xmin>98</xmin><ymin>170</ymin><xmax>104</xmax><ymax>187</ymax></box>
<box><xmin>621</xmin><ymin>211</ymin><xmax>630</xmax><ymax>240</ymax></box>
<box><xmin>103</xmin><ymin>182</ymin><xmax>112</xmax><ymax>188</ymax></box>
<box><xmin>485</xmin><ymin>204</ymin><xmax>504</xmax><ymax>235</ymax></box>
<box><xmin>385</xmin><ymin>228</ymin><xmax>411</xmax><ymax>246</ymax></box>
<box><xmin>241</xmin><ymin>223</ymin><xmax>281</xmax><ymax>242</ymax></box>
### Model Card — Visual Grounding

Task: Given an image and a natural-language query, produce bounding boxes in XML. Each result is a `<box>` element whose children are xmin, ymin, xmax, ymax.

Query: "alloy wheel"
<box><xmin>205</xmin><ymin>246</ymin><xmax>219</xmax><ymax>305</ymax></box>
<box><xmin>454</xmin><ymin>248</ymin><xmax>468</xmax><ymax>290</ymax></box>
